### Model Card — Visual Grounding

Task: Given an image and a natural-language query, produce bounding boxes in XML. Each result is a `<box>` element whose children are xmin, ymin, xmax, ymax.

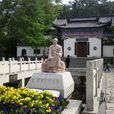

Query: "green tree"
<box><xmin>59</xmin><ymin>0</ymin><xmax>114</xmax><ymax>17</ymax></box>
<box><xmin>0</xmin><ymin>0</ymin><xmax>19</xmax><ymax>57</ymax></box>
<box><xmin>0</xmin><ymin>0</ymin><xmax>61</xmax><ymax>57</ymax></box>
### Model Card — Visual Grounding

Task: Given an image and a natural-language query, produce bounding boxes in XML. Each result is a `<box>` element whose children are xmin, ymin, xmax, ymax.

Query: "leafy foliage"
<box><xmin>0</xmin><ymin>0</ymin><xmax>61</xmax><ymax>57</ymax></box>
<box><xmin>59</xmin><ymin>0</ymin><xmax>114</xmax><ymax>18</ymax></box>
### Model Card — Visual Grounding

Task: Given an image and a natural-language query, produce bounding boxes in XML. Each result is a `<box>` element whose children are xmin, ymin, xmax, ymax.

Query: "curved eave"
<box><xmin>54</xmin><ymin>24</ymin><xmax>110</xmax><ymax>29</ymax></box>
<box><xmin>54</xmin><ymin>20</ymin><xmax>111</xmax><ymax>29</ymax></box>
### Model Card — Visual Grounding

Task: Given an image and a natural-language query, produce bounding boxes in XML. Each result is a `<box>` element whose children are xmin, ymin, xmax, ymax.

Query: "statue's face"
<box><xmin>53</xmin><ymin>39</ymin><xmax>58</xmax><ymax>45</ymax></box>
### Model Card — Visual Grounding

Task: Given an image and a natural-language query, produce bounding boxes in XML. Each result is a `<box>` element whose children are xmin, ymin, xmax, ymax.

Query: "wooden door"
<box><xmin>77</xmin><ymin>42</ymin><xmax>87</xmax><ymax>57</ymax></box>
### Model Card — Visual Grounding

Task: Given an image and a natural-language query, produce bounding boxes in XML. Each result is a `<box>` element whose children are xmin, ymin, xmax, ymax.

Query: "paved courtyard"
<box><xmin>98</xmin><ymin>68</ymin><xmax>114</xmax><ymax>114</ymax></box>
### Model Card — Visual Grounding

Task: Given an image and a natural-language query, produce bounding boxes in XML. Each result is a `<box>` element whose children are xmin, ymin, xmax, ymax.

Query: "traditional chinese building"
<box><xmin>54</xmin><ymin>17</ymin><xmax>112</xmax><ymax>58</ymax></box>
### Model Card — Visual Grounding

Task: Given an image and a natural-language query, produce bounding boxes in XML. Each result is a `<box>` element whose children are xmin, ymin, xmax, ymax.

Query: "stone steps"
<box><xmin>69</xmin><ymin>58</ymin><xmax>86</xmax><ymax>68</ymax></box>
<box><xmin>68</xmin><ymin>57</ymin><xmax>100</xmax><ymax>68</ymax></box>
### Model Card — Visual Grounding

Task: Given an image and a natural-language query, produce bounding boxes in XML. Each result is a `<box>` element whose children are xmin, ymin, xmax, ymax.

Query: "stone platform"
<box><xmin>26</xmin><ymin>71</ymin><xmax>74</xmax><ymax>98</ymax></box>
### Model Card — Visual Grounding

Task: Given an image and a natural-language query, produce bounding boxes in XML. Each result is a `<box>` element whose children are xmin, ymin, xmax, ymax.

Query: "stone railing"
<box><xmin>85</xmin><ymin>59</ymin><xmax>103</xmax><ymax>112</ymax></box>
<box><xmin>0</xmin><ymin>58</ymin><xmax>43</xmax><ymax>75</ymax></box>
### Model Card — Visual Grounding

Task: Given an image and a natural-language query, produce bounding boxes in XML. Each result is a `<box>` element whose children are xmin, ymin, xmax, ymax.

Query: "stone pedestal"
<box><xmin>26</xmin><ymin>71</ymin><xmax>74</xmax><ymax>98</ymax></box>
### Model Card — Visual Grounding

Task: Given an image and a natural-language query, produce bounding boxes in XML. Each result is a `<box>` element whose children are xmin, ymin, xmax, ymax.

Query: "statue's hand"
<box><xmin>54</xmin><ymin>51</ymin><xmax>59</xmax><ymax>56</ymax></box>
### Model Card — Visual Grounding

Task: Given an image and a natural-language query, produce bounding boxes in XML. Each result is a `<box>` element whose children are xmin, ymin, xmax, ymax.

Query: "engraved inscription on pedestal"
<box><xmin>26</xmin><ymin>72</ymin><xmax>74</xmax><ymax>98</ymax></box>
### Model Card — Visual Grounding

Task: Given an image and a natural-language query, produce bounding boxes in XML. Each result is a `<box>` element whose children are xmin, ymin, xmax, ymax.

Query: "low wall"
<box><xmin>0</xmin><ymin>58</ymin><xmax>42</xmax><ymax>75</ymax></box>
<box><xmin>0</xmin><ymin>58</ymin><xmax>42</xmax><ymax>86</ymax></box>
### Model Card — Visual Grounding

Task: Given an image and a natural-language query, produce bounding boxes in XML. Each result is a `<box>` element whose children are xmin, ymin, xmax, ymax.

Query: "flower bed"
<box><xmin>0</xmin><ymin>86</ymin><xmax>69</xmax><ymax>114</ymax></box>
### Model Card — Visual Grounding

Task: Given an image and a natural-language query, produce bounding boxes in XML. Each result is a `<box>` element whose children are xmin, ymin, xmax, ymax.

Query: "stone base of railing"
<box><xmin>62</xmin><ymin>100</ymin><xmax>82</xmax><ymax>114</ymax></box>
<box><xmin>82</xmin><ymin>98</ymin><xmax>99</xmax><ymax>114</ymax></box>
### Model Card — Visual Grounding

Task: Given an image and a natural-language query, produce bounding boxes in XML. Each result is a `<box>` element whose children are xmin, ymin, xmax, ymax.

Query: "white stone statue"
<box><xmin>42</xmin><ymin>38</ymin><xmax>65</xmax><ymax>73</ymax></box>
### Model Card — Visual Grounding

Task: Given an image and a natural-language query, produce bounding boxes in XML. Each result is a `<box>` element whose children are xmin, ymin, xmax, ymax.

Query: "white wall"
<box><xmin>17</xmin><ymin>46</ymin><xmax>49</xmax><ymax>57</ymax></box>
<box><xmin>103</xmin><ymin>45</ymin><xmax>114</xmax><ymax>57</ymax></box>
<box><xmin>64</xmin><ymin>37</ymin><xmax>101</xmax><ymax>57</ymax></box>
<box><xmin>89</xmin><ymin>38</ymin><xmax>101</xmax><ymax>57</ymax></box>
<box><xmin>64</xmin><ymin>38</ymin><xmax>76</xmax><ymax>57</ymax></box>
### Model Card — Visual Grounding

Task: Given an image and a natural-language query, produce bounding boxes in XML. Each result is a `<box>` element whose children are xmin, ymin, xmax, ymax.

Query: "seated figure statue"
<box><xmin>42</xmin><ymin>38</ymin><xmax>65</xmax><ymax>73</ymax></box>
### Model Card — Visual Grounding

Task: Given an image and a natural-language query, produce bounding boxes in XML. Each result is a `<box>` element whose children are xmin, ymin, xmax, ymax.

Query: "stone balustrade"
<box><xmin>0</xmin><ymin>57</ymin><xmax>43</xmax><ymax>75</ymax></box>
<box><xmin>84</xmin><ymin>59</ymin><xmax>103</xmax><ymax>113</ymax></box>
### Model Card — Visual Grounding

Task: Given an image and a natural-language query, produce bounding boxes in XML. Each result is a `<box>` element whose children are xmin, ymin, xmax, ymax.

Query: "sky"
<box><xmin>62</xmin><ymin>0</ymin><xmax>114</xmax><ymax>4</ymax></box>
<box><xmin>62</xmin><ymin>0</ymin><xmax>74</xmax><ymax>4</ymax></box>
<box><xmin>0</xmin><ymin>0</ymin><xmax>113</xmax><ymax>4</ymax></box>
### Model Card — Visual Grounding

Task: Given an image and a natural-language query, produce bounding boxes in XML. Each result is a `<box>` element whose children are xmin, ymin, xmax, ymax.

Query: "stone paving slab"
<box><xmin>105</xmin><ymin>69</ymin><xmax>114</xmax><ymax>114</ymax></box>
<box><xmin>98</xmin><ymin>68</ymin><xmax>114</xmax><ymax>114</ymax></box>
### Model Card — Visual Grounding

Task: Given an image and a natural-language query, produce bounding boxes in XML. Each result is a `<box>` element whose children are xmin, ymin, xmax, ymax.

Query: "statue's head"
<box><xmin>53</xmin><ymin>38</ymin><xmax>58</xmax><ymax>45</ymax></box>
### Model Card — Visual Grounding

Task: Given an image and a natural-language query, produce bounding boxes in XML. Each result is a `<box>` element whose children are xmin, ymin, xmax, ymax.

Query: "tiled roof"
<box><xmin>99</xmin><ymin>17</ymin><xmax>111</xmax><ymax>23</ymax></box>
<box><xmin>54</xmin><ymin>17</ymin><xmax>112</xmax><ymax>29</ymax></box>
<box><xmin>56</xmin><ymin>22</ymin><xmax>107</xmax><ymax>28</ymax></box>
<box><xmin>69</xmin><ymin>17</ymin><xmax>97</xmax><ymax>22</ymax></box>
<box><xmin>54</xmin><ymin>19</ymin><xmax>67</xmax><ymax>26</ymax></box>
